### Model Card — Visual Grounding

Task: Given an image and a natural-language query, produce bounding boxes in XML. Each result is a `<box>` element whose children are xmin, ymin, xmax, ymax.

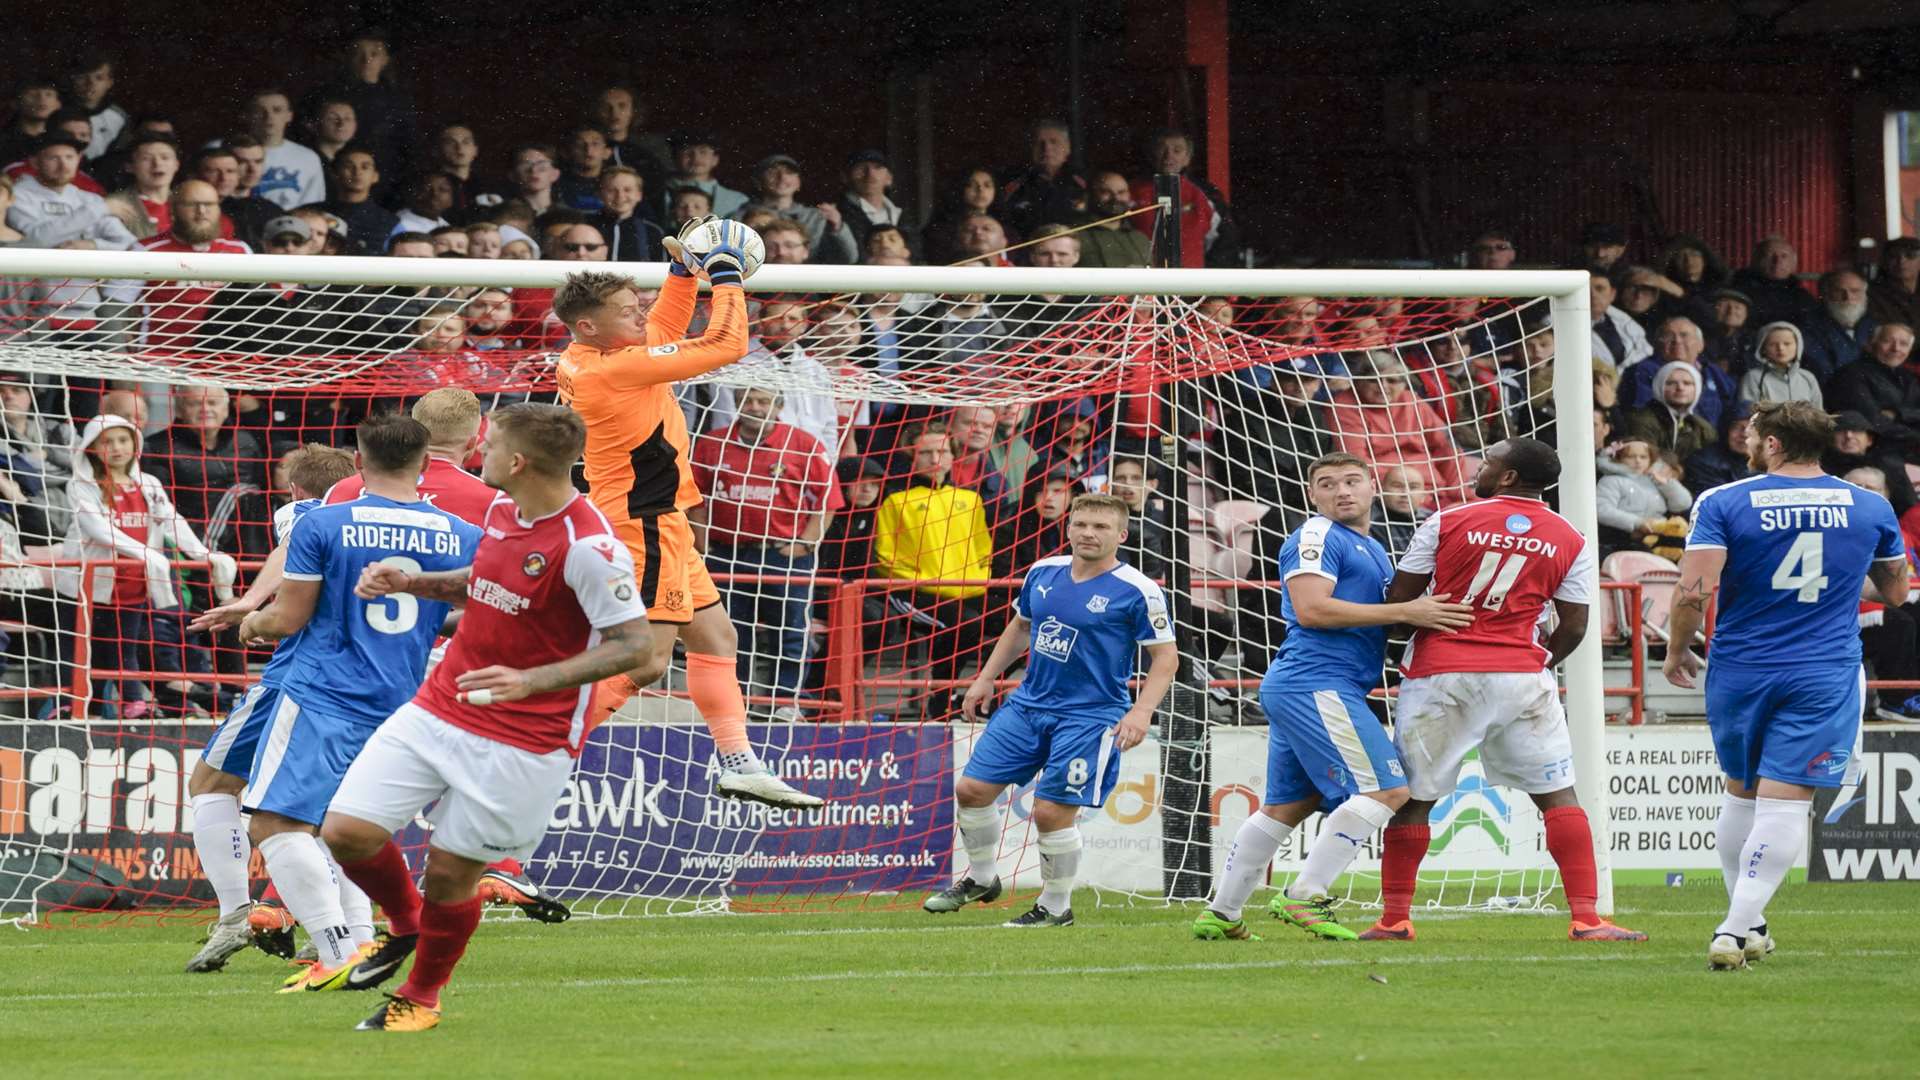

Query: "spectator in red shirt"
<box><xmin>137</xmin><ymin>180</ymin><xmax>250</xmax><ymax>351</ymax></box>
<box><xmin>118</xmin><ymin>134</ymin><xmax>178</xmax><ymax>233</ymax></box>
<box><xmin>1138</xmin><ymin>128</ymin><xmax>1239</xmax><ymax>267</ymax></box>
<box><xmin>692</xmin><ymin>386</ymin><xmax>844</xmax><ymax>709</ymax></box>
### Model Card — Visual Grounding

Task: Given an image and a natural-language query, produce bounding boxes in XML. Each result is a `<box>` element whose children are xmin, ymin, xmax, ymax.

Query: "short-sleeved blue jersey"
<box><xmin>1265</xmin><ymin>515</ymin><xmax>1395</xmax><ymax>686</ymax></box>
<box><xmin>1686</xmin><ymin>473</ymin><xmax>1904</xmax><ymax>667</ymax></box>
<box><xmin>256</xmin><ymin>498</ymin><xmax>321</xmax><ymax>688</ymax></box>
<box><xmin>1009</xmin><ymin>556</ymin><xmax>1175</xmax><ymax>714</ymax></box>
<box><xmin>277</xmin><ymin>494</ymin><xmax>482</xmax><ymax>723</ymax></box>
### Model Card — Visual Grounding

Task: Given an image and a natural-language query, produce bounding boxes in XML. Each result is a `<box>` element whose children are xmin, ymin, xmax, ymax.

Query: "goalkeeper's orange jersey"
<box><xmin>555</xmin><ymin>276</ymin><xmax>747</xmax><ymax>523</ymax></box>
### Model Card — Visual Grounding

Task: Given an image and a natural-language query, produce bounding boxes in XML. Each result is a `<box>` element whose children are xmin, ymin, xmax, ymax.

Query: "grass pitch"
<box><xmin>3</xmin><ymin>881</ymin><xmax>1915</xmax><ymax>1079</ymax></box>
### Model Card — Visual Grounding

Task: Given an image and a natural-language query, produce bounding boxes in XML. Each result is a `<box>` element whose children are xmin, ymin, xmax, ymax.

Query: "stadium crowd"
<box><xmin>2</xmin><ymin>40</ymin><xmax>1919</xmax><ymax>722</ymax></box>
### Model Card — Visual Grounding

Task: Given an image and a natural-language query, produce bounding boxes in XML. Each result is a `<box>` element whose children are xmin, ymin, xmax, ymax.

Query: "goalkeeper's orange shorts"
<box><xmin>615</xmin><ymin>511</ymin><xmax>720</xmax><ymax>625</ymax></box>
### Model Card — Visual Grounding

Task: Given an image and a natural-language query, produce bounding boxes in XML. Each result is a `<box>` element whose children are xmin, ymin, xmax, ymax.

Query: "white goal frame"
<box><xmin>0</xmin><ymin>250</ymin><xmax>1607</xmax><ymax>914</ymax></box>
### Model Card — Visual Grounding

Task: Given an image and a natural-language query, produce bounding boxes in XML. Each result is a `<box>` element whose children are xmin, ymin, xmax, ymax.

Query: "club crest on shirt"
<box><xmin>523</xmin><ymin>552</ymin><xmax>547</xmax><ymax>577</ymax></box>
<box><xmin>1085</xmin><ymin>594</ymin><xmax>1110</xmax><ymax>613</ymax></box>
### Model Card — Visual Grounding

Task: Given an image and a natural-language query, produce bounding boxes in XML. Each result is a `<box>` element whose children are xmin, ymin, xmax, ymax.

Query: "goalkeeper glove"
<box><xmin>699</xmin><ymin>219</ymin><xmax>749</xmax><ymax>288</ymax></box>
<box><xmin>660</xmin><ymin>215</ymin><xmax>714</xmax><ymax>279</ymax></box>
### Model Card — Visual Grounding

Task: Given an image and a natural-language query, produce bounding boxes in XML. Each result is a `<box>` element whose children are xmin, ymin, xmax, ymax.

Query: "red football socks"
<box><xmin>338</xmin><ymin>840</ymin><xmax>422</xmax><ymax>937</ymax></box>
<box><xmin>1543</xmin><ymin>806</ymin><xmax>1600</xmax><ymax>923</ymax></box>
<box><xmin>396</xmin><ymin>895</ymin><xmax>483</xmax><ymax>1009</ymax></box>
<box><xmin>1378</xmin><ymin>823</ymin><xmax>1430</xmax><ymax>925</ymax></box>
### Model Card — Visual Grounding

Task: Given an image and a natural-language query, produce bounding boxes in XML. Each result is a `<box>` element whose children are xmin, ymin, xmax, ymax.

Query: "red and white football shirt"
<box><xmin>690</xmin><ymin>422</ymin><xmax>843</xmax><ymax>544</ymax></box>
<box><xmin>137</xmin><ymin>234</ymin><xmax>252</xmax><ymax>350</ymax></box>
<box><xmin>1398</xmin><ymin>495</ymin><xmax>1595</xmax><ymax>677</ymax></box>
<box><xmin>327</xmin><ymin>456</ymin><xmax>497</xmax><ymax>527</ymax></box>
<box><xmin>413</xmin><ymin>494</ymin><xmax>648</xmax><ymax>755</ymax></box>
<box><xmin>106</xmin><ymin>483</ymin><xmax>152</xmax><ymax>606</ymax></box>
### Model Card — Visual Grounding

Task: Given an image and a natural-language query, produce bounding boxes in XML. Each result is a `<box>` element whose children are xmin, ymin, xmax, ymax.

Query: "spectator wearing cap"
<box><xmin>1572</xmin><ymin>221</ymin><xmax>1627</xmax><ymax>273</ymax></box>
<box><xmin>390</xmin><ymin>171</ymin><xmax>454</xmax><ymax>241</ymax></box>
<box><xmin>1682</xmin><ymin>402</ymin><xmax>1755</xmax><ymax>497</ymax></box>
<box><xmin>1703</xmin><ymin>287</ymin><xmax>1755</xmax><ymax>375</ymax></box>
<box><xmin>1823</xmin><ymin>409</ymin><xmax>1916</xmax><ymax>515</ymax></box>
<box><xmin>1000</xmin><ymin>120</ymin><xmax>1086</xmax><ymax>237</ymax></box>
<box><xmin>835</xmin><ymin>149</ymin><xmax>918</xmax><ymax>261</ymax></box>
<box><xmin>690</xmin><ymin>385</ymin><xmax>843</xmax><ymax>708</ymax></box>
<box><xmin>259</xmin><ymin>214</ymin><xmax>314</xmax><ymax>256</ymax></box>
<box><xmin>1737</xmin><ymin>322</ymin><xmax>1821</xmax><ymax>410</ymax></box>
<box><xmin>318</xmin><ymin>146</ymin><xmax>397</xmax><ymax>253</ymax></box>
<box><xmin>0</xmin><ymin>76</ymin><xmax>62</xmax><ymax>165</ymax></box>
<box><xmin>1869</xmin><ymin>236</ymin><xmax>1920</xmax><ymax>331</ymax></box>
<box><xmin>1589</xmin><ymin>272</ymin><xmax>1653</xmax><ymax>372</ymax></box>
<box><xmin>135</xmin><ymin>180</ymin><xmax>252</xmax><ymax>351</ymax></box>
<box><xmin>4</xmin><ymin>109</ymin><xmax>107</xmax><ymax>195</ymax></box>
<box><xmin>118</xmin><ymin>133</ymin><xmax>179</xmax><ymax>233</ymax></box>
<box><xmin>1075</xmin><ymin>171</ymin><xmax>1150</xmax><ymax>268</ymax></box>
<box><xmin>238</xmin><ymin>89</ymin><xmax>325</xmax><ymax>210</ymax></box>
<box><xmin>736</xmin><ymin>154</ymin><xmax>855</xmax><ymax>263</ymax></box>
<box><xmin>1730</xmin><ymin>235</ymin><xmax>1819</xmax><ymax>328</ymax></box>
<box><xmin>1795</xmin><ymin>269</ymin><xmax>1878</xmax><ymax>383</ymax></box>
<box><xmin>1622</xmin><ymin>316</ymin><xmax>1735</xmax><ymax>432</ymax></box>
<box><xmin>593</xmin><ymin>166</ymin><xmax>664</xmax><ymax>262</ymax></box>
<box><xmin>553</xmin><ymin>124</ymin><xmax>613</xmax><ymax>212</ymax></box>
<box><xmin>1134</xmin><ymin>128</ymin><xmax>1238</xmax><ymax>267</ymax></box>
<box><xmin>295</xmin><ymin>208</ymin><xmax>348</xmax><ymax>256</ymax></box>
<box><xmin>662</xmin><ymin>133</ymin><xmax>747</xmax><ymax>220</ymax></box>
<box><xmin>192</xmin><ymin>144</ymin><xmax>277</xmax><ymax>250</ymax></box>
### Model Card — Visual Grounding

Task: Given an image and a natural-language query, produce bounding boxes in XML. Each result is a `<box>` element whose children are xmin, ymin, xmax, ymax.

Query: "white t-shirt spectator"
<box><xmin>391</xmin><ymin>208</ymin><xmax>449</xmax><ymax>237</ymax></box>
<box><xmin>254</xmin><ymin>139</ymin><xmax>326</xmax><ymax>210</ymax></box>
<box><xmin>4</xmin><ymin>174</ymin><xmax>139</xmax><ymax>322</ymax></box>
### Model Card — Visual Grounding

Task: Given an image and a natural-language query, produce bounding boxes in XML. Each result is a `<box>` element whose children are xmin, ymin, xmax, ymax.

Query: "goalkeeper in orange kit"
<box><xmin>554</xmin><ymin>217</ymin><xmax>821</xmax><ymax>808</ymax></box>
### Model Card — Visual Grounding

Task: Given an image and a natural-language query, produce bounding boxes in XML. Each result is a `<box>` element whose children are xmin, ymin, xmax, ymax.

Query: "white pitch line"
<box><xmin>2</xmin><ymin>948</ymin><xmax>1904</xmax><ymax>1005</ymax></box>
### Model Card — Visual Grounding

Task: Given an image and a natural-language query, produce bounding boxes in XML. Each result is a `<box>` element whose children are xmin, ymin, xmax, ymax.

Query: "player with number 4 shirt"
<box><xmin>1376</xmin><ymin>438</ymin><xmax>1646</xmax><ymax>943</ymax></box>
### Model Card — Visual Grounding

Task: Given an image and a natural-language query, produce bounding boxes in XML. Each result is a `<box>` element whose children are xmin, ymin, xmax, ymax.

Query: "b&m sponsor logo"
<box><xmin>1033</xmin><ymin>616</ymin><xmax>1077</xmax><ymax>663</ymax></box>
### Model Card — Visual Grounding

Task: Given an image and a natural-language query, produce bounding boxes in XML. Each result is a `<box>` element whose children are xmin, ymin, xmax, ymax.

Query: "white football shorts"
<box><xmin>328</xmin><ymin>702</ymin><xmax>572</xmax><ymax>864</ymax></box>
<box><xmin>1393</xmin><ymin>670</ymin><xmax>1575</xmax><ymax>800</ymax></box>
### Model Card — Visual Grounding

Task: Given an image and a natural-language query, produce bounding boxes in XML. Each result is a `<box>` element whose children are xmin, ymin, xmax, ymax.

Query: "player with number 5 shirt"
<box><xmin>1376</xmin><ymin>438</ymin><xmax>1646</xmax><ymax>944</ymax></box>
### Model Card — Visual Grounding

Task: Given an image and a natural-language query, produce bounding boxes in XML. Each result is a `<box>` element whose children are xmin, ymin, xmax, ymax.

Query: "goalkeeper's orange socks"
<box><xmin>338</xmin><ymin>840</ymin><xmax>422</xmax><ymax>937</ymax></box>
<box><xmin>1542</xmin><ymin>806</ymin><xmax>1600</xmax><ymax>924</ymax></box>
<box><xmin>1377</xmin><ymin>823</ymin><xmax>1430</xmax><ymax>926</ymax></box>
<box><xmin>395</xmin><ymin>894</ymin><xmax>482</xmax><ymax>1010</ymax></box>
<box><xmin>686</xmin><ymin>652</ymin><xmax>760</xmax><ymax>768</ymax></box>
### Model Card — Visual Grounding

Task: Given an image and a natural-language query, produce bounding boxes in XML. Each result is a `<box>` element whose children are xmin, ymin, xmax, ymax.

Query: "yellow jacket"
<box><xmin>873</xmin><ymin>483</ymin><xmax>992</xmax><ymax>599</ymax></box>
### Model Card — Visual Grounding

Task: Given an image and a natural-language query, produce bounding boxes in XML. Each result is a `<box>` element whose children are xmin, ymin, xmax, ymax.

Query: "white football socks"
<box><xmin>956</xmin><ymin>804</ymin><xmax>1004</xmax><ymax>884</ymax></box>
<box><xmin>1210</xmin><ymin>812</ymin><xmax>1294</xmax><ymax>921</ymax></box>
<box><xmin>1036</xmin><ymin>828</ymin><xmax>1082</xmax><ymax>913</ymax></box>
<box><xmin>323</xmin><ymin>845</ymin><xmax>376</xmax><ymax>949</ymax></box>
<box><xmin>1288</xmin><ymin>797</ymin><xmax>1396</xmax><ymax>901</ymax></box>
<box><xmin>258</xmin><ymin>831</ymin><xmax>354</xmax><ymax>969</ymax></box>
<box><xmin>1716</xmin><ymin>793</ymin><xmax>1757</xmax><ymax>902</ymax></box>
<box><xmin>188</xmin><ymin>793</ymin><xmax>252</xmax><ymax>917</ymax></box>
<box><xmin>1716</xmin><ymin>797</ymin><xmax>1807</xmax><ymax>939</ymax></box>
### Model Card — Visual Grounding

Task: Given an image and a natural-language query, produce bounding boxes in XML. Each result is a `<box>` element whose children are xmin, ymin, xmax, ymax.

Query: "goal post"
<box><xmin>0</xmin><ymin>248</ymin><xmax>1606</xmax><ymax>920</ymax></box>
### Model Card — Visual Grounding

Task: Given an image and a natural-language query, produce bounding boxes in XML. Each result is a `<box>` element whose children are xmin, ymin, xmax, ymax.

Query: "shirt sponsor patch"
<box><xmin>1505</xmin><ymin>513</ymin><xmax>1532</xmax><ymax>534</ymax></box>
<box><xmin>1033</xmin><ymin>616</ymin><xmax>1078</xmax><ymax>663</ymax></box>
<box><xmin>1748</xmin><ymin>488</ymin><xmax>1854</xmax><ymax>508</ymax></box>
<box><xmin>649</xmin><ymin>343</ymin><xmax>680</xmax><ymax>356</ymax></box>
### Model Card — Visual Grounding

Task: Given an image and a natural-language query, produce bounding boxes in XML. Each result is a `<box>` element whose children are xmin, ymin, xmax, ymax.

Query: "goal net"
<box><xmin>0</xmin><ymin>250</ymin><xmax>1605</xmax><ymax>923</ymax></box>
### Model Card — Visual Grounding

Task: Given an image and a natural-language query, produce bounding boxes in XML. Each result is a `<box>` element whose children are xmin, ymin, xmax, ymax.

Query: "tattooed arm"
<box><xmin>1662</xmin><ymin>547</ymin><xmax>1725</xmax><ymax>689</ymax></box>
<box><xmin>1866</xmin><ymin>557</ymin><xmax>1912</xmax><ymax>607</ymax></box>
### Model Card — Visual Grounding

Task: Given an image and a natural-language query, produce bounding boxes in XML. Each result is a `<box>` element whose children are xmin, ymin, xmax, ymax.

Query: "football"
<box><xmin>678</xmin><ymin>218</ymin><xmax>766</xmax><ymax>281</ymax></box>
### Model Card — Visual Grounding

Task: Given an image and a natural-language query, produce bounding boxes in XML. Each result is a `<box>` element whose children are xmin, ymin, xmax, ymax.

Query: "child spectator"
<box><xmin>1737</xmin><ymin>321</ymin><xmax>1821</xmax><ymax>408</ymax></box>
<box><xmin>1595</xmin><ymin>439</ymin><xmax>1691</xmax><ymax>560</ymax></box>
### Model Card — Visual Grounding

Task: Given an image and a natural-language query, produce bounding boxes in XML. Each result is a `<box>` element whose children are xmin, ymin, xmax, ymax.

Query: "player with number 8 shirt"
<box><xmin>1375</xmin><ymin>438</ymin><xmax>1645</xmax><ymax>942</ymax></box>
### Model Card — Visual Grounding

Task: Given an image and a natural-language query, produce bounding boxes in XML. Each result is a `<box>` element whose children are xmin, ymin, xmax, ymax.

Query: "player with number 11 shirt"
<box><xmin>1378</xmin><ymin>438</ymin><xmax>1646</xmax><ymax>943</ymax></box>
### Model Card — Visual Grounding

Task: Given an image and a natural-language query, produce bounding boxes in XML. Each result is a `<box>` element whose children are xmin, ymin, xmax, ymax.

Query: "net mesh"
<box><xmin>0</xmin><ymin>256</ymin><xmax>1576</xmax><ymax>922</ymax></box>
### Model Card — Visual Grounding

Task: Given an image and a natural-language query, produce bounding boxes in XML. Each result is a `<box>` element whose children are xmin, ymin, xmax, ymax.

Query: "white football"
<box><xmin>680</xmin><ymin>219</ymin><xmax>765</xmax><ymax>281</ymax></box>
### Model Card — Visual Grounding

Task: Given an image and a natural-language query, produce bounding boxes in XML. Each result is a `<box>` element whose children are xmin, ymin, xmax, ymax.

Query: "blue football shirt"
<box><xmin>277</xmin><ymin>494</ymin><xmax>482</xmax><ymax>723</ymax></box>
<box><xmin>1686</xmin><ymin>473</ymin><xmax>1903</xmax><ymax>667</ymax></box>
<box><xmin>256</xmin><ymin>498</ymin><xmax>321</xmax><ymax>688</ymax></box>
<box><xmin>1265</xmin><ymin>515</ymin><xmax>1396</xmax><ymax>686</ymax></box>
<box><xmin>1008</xmin><ymin>555</ymin><xmax>1175</xmax><ymax>714</ymax></box>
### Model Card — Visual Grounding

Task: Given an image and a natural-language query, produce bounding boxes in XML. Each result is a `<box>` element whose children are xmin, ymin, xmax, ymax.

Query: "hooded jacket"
<box><xmin>1623</xmin><ymin>362</ymin><xmax>1718</xmax><ymax>460</ymax></box>
<box><xmin>57</xmin><ymin>414</ymin><xmax>214</xmax><ymax>610</ymax></box>
<box><xmin>1737</xmin><ymin>321</ymin><xmax>1823</xmax><ymax>409</ymax></box>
